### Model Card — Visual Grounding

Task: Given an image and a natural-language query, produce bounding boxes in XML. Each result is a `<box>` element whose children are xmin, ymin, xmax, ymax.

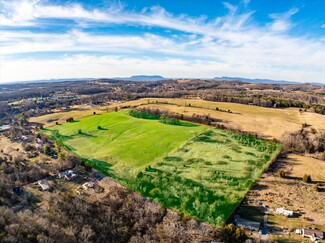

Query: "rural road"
<box><xmin>261</xmin><ymin>205</ymin><xmax>269</xmax><ymax>241</ymax></box>
<box><xmin>262</xmin><ymin>213</ymin><xmax>268</xmax><ymax>234</ymax></box>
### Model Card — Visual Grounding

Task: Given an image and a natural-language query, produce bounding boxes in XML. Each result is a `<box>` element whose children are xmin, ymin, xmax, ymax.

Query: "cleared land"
<box><xmin>43</xmin><ymin>109</ymin><xmax>282</xmax><ymax>226</ymax></box>
<box><xmin>138</xmin><ymin>98</ymin><xmax>325</xmax><ymax>140</ymax></box>
<box><xmin>243</xmin><ymin>154</ymin><xmax>325</xmax><ymax>232</ymax></box>
<box><xmin>30</xmin><ymin>98</ymin><xmax>325</xmax><ymax>139</ymax></box>
<box><xmin>29</xmin><ymin>100</ymin><xmax>145</xmax><ymax>128</ymax></box>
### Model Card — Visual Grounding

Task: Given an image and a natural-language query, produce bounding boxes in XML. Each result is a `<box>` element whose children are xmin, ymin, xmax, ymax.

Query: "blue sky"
<box><xmin>0</xmin><ymin>0</ymin><xmax>325</xmax><ymax>83</ymax></box>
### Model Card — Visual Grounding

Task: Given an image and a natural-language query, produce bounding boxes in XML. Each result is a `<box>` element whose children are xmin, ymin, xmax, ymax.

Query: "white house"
<box><xmin>38</xmin><ymin>180</ymin><xmax>50</xmax><ymax>191</ymax></box>
<box><xmin>58</xmin><ymin>170</ymin><xmax>77</xmax><ymax>180</ymax></box>
<box><xmin>0</xmin><ymin>125</ymin><xmax>10</xmax><ymax>132</ymax></box>
<box><xmin>276</xmin><ymin>208</ymin><xmax>294</xmax><ymax>217</ymax></box>
<box><xmin>82</xmin><ymin>182</ymin><xmax>95</xmax><ymax>190</ymax></box>
<box><xmin>295</xmin><ymin>229</ymin><xmax>302</xmax><ymax>234</ymax></box>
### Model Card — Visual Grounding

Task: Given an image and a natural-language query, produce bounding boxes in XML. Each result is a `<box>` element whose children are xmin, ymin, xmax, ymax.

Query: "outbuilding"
<box><xmin>276</xmin><ymin>208</ymin><xmax>294</xmax><ymax>217</ymax></box>
<box><xmin>236</xmin><ymin>218</ymin><xmax>261</xmax><ymax>231</ymax></box>
<box><xmin>302</xmin><ymin>228</ymin><xmax>324</xmax><ymax>241</ymax></box>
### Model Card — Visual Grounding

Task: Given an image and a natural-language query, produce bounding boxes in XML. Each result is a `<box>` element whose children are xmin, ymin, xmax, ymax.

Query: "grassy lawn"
<box><xmin>43</xmin><ymin>109</ymin><xmax>282</xmax><ymax>226</ymax></box>
<box><xmin>43</xmin><ymin>109</ymin><xmax>206</xmax><ymax>172</ymax></box>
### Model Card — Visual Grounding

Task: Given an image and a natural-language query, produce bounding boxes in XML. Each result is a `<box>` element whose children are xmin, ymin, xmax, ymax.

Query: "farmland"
<box><xmin>138</xmin><ymin>98</ymin><xmax>325</xmax><ymax>140</ymax></box>
<box><xmin>43</xmin><ymin>109</ymin><xmax>282</xmax><ymax>226</ymax></box>
<box><xmin>30</xmin><ymin>97</ymin><xmax>325</xmax><ymax>139</ymax></box>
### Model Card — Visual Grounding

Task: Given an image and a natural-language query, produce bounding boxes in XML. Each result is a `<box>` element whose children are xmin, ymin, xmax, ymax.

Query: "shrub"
<box><xmin>302</xmin><ymin>174</ymin><xmax>312</xmax><ymax>183</ymax></box>
<box><xmin>217</xmin><ymin>161</ymin><xmax>228</xmax><ymax>165</ymax></box>
<box><xmin>187</xmin><ymin>158</ymin><xmax>206</xmax><ymax>164</ymax></box>
<box><xmin>164</xmin><ymin>156</ymin><xmax>183</xmax><ymax>162</ymax></box>
<box><xmin>277</xmin><ymin>170</ymin><xmax>286</xmax><ymax>178</ymax></box>
<box><xmin>58</xmin><ymin>151</ymin><xmax>67</xmax><ymax>162</ymax></box>
<box><xmin>66</xmin><ymin>117</ymin><xmax>74</xmax><ymax>122</ymax></box>
<box><xmin>14</xmin><ymin>156</ymin><xmax>23</xmax><ymax>164</ymax></box>
<box><xmin>244</xmin><ymin>166</ymin><xmax>252</xmax><ymax>172</ymax></box>
<box><xmin>93</xmin><ymin>111</ymin><xmax>96</xmax><ymax>115</ymax></box>
<box><xmin>159</xmin><ymin>117</ymin><xmax>181</xmax><ymax>125</ymax></box>
<box><xmin>44</xmin><ymin>145</ymin><xmax>51</xmax><ymax>155</ymax></box>
<box><xmin>97</xmin><ymin>125</ymin><xmax>102</xmax><ymax>130</ymax></box>
<box><xmin>218</xmin><ymin>224</ymin><xmax>248</xmax><ymax>243</ymax></box>
<box><xmin>314</xmin><ymin>185</ymin><xmax>320</xmax><ymax>192</ymax></box>
<box><xmin>77</xmin><ymin>129</ymin><xmax>83</xmax><ymax>135</ymax></box>
<box><xmin>129</xmin><ymin>110</ymin><xmax>160</xmax><ymax>120</ymax></box>
<box><xmin>23</xmin><ymin>143</ymin><xmax>35</xmax><ymax>152</ymax></box>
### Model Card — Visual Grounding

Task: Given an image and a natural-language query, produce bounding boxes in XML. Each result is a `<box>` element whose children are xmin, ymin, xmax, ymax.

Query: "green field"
<box><xmin>43</xmin><ymin>109</ymin><xmax>282</xmax><ymax>226</ymax></box>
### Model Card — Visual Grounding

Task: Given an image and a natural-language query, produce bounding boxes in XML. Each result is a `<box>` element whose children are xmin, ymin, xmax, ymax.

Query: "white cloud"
<box><xmin>269</xmin><ymin>8</ymin><xmax>299</xmax><ymax>32</ymax></box>
<box><xmin>0</xmin><ymin>1</ymin><xmax>324</xmax><ymax>83</ymax></box>
<box><xmin>1</xmin><ymin>54</ymin><xmax>322</xmax><ymax>83</ymax></box>
<box><xmin>0</xmin><ymin>0</ymin><xmax>252</xmax><ymax>37</ymax></box>
<box><xmin>0</xmin><ymin>30</ymin><xmax>182</xmax><ymax>56</ymax></box>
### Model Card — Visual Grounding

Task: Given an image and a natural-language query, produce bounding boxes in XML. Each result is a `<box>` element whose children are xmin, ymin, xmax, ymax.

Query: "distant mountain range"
<box><xmin>0</xmin><ymin>76</ymin><xmax>166</xmax><ymax>84</ymax></box>
<box><xmin>113</xmin><ymin>75</ymin><xmax>167</xmax><ymax>81</ymax></box>
<box><xmin>2</xmin><ymin>75</ymin><xmax>324</xmax><ymax>86</ymax></box>
<box><xmin>1</xmin><ymin>78</ymin><xmax>96</xmax><ymax>85</ymax></box>
<box><xmin>213</xmin><ymin>76</ymin><xmax>324</xmax><ymax>86</ymax></box>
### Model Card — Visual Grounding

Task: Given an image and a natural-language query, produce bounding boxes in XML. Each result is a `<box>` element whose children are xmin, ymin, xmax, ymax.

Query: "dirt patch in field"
<box><xmin>241</xmin><ymin>154</ymin><xmax>325</xmax><ymax>231</ymax></box>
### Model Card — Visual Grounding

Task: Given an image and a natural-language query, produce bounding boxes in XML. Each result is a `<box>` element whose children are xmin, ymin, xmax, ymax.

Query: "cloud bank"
<box><xmin>0</xmin><ymin>0</ymin><xmax>324</xmax><ymax>83</ymax></box>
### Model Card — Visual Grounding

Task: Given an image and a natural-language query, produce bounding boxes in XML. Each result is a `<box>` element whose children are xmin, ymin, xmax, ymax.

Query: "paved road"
<box><xmin>262</xmin><ymin>213</ymin><xmax>268</xmax><ymax>234</ymax></box>
<box><xmin>260</xmin><ymin>206</ymin><xmax>269</xmax><ymax>241</ymax></box>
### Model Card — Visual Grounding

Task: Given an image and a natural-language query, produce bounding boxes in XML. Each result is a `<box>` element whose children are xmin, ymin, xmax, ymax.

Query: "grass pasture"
<box><xmin>43</xmin><ymin>109</ymin><xmax>282</xmax><ymax>226</ymax></box>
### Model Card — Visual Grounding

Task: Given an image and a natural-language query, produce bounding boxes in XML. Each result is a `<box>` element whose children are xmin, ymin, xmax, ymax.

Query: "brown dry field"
<box><xmin>247</xmin><ymin>153</ymin><xmax>325</xmax><ymax>231</ymax></box>
<box><xmin>0</xmin><ymin>135</ymin><xmax>25</xmax><ymax>159</ymax></box>
<box><xmin>138</xmin><ymin>98</ymin><xmax>325</xmax><ymax>140</ymax></box>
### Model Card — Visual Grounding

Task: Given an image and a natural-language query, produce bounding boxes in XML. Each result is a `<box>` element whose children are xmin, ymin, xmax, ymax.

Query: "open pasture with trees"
<box><xmin>43</xmin><ymin>109</ymin><xmax>282</xmax><ymax>226</ymax></box>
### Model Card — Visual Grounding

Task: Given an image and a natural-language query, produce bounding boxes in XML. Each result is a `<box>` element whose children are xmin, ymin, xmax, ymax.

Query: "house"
<box><xmin>59</xmin><ymin>170</ymin><xmax>77</xmax><ymax>180</ymax></box>
<box><xmin>38</xmin><ymin>180</ymin><xmax>50</xmax><ymax>191</ymax></box>
<box><xmin>35</xmin><ymin>143</ymin><xmax>43</xmax><ymax>152</ymax></box>
<box><xmin>302</xmin><ymin>228</ymin><xmax>324</xmax><ymax>241</ymax></box>
<box><xmin>82</xmin><ymin>182</ymin><xmax>95</xmax><ymax>190</ymax></box>
<box><xmin>0</xmin><ymin>125</ymin><xmax>10</xmax><ymax>132</ymax></box>
<box><xmin>276</xmin><ymin>208</ymin><xmax>294</xmax><ymax>217</ymax></box>
<box><xmin>76</xmin><ymin>188</ymin><xmax>84</xmax><ymax>195</ymax></box>
<box><xmin>295</xmin><ymin>229</ymin><xmax>302</xmax><ymax>234</ymax></box>
<box><xmin>236</xmin><ymin>218</ymin><xmax>261</xmax><ymax>231</ymax></box>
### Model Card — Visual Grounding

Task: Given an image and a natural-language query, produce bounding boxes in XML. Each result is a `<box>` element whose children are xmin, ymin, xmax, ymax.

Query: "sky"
<box><xmin>0</xmin><ymin>0</ymin><xmax>325</xmax><ymax>83</ymax></box>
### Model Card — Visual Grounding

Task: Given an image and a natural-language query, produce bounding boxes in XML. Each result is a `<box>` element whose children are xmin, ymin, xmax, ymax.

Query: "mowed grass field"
<box><xmin>29</xmin><ymin>100</ymin><xmax>146</xmax><ymax>128</ymax></box>
<box><xmin>43</xmin><ymin>109</ymin><xmax>282</xmax><ymax>226</ymax></box>
<box><xmin>44</xmin><ymin>110</ymin><xmax>206</xmax><ymax>169</ymax></box>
